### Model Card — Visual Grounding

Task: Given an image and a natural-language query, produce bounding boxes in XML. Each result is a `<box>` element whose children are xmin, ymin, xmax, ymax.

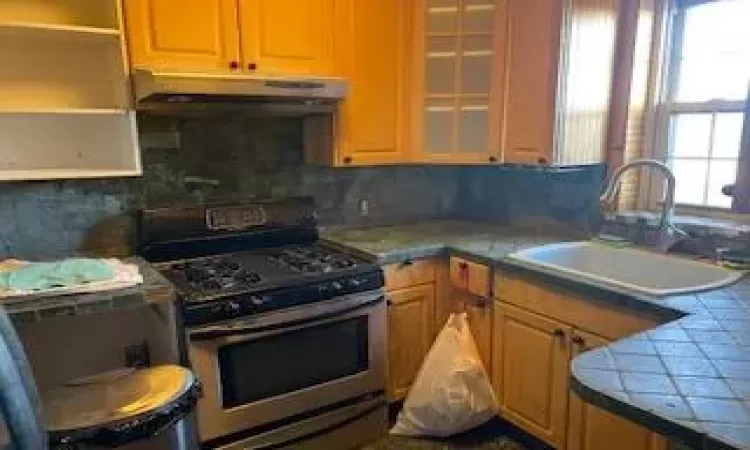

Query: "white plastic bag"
<box><xmin>390</xmin><ymin>312</ymin><xmax>499</xmax><ymax>437</ymax></box>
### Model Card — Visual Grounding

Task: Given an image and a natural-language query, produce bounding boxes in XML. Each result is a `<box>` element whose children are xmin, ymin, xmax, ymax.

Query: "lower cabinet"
<box><xmin>492</xmin><ymin>274</ymin><xmax>668</xmax><ymax>450</ymax></box>
<box><xmin>567</xmin><ymin>330</ymin><xmax>668</xmax><ymax>450</ymax></box>
<box><xmin>386</xmin><ymin>283</ymin><xmax>435</xmax><ymax>402</ymax></box>
<box><xmin>492</xmin><ymin>302</ymin><xmax>571</xmax><ymax>449</ymax></box>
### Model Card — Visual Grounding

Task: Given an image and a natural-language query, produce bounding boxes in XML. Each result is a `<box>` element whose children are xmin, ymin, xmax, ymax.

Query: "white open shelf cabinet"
<box><xmin>0</xmin><ymin>0</ymin><xmax>141</xmax><ymax>181</ymax></box>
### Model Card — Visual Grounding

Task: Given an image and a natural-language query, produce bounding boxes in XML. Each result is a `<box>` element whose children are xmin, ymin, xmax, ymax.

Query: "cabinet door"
<box><xmin>334</xmin><ymin>0</ymin><xmax>409</xmax><ymax>165</ymax></box>
<box><xmin>238</xmin><ymin>0</ymin><xmax>334</xmax><ymax>75</ymax></box>
<box><xmin>568</xmin><ymin>330</ymin><xmax>668</xmax><ymax>450</ymax></box>
<box><xmin>502</xmin><ymin>0</ymin><xmax>563</xmax><ymax>164</ymax></box>
<box><xmin>412</xmin><ymin>0</ymin><xmax>507</xmax><ymax>163</ymax></box>
<box><xmin>124</xmin><ymin>0</ymin><xmax>240</xmax><ymax>71</ymax></box>
<box><xmin>465</xmin><ymin>298</ymin><xmax>493</xmax><ymax>371</ymax></box>
<box><xmin>492</xmin><ymin>302</ymin><xmax>571</xmax><ymax>448</ymax></box>
<box><xmin>387</xmin><ymin>284</ymin><xmax>436</xmax><ymax>401</ymax></box>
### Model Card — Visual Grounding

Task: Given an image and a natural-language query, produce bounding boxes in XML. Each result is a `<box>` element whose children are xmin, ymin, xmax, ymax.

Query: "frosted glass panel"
<box><xmin>425</xmin><ymin>100</ymin><xmax>455</xmax><ymax>153</ymax></box>
<box><xmin>426</xmin><ymin>57</ymin><xmax>456</xmax><ymax>94</ymax></box>
<box><xmin>672</xmin><ymin>159</ymin><xmax>708</xmax><ymax>205</ymax></box>
<box><xmin>426</xmin><ymin>37</ymin><xmax>457</xmax><ymax>94</ymax></box>
<box><xmin>427</xmin><ymin>8</ymin><xmax>458</xmax><ymax>33</ymax></box>
<box><xmin>669</xmin><ymin>114</ymin><xmax>711</xmax><ymax>158</ymax></box>
<box><xmin>706</xmin><ymin>160</ymin><xmax>737</xmax><ymax>208</ymax></box>
<box><xmin>462</xmin><ymin>2</ymin><xmax>495</xmax><ymax>33</ymax></box>
<box><xmin>458</xmin><ymin>102</ymin><xmax>489</xmax><ymax>152</ymax></box>
<box><xmin>460</xmin><ymin>36</ymin><xmax>493</xmax><ymax>94</ymax></box>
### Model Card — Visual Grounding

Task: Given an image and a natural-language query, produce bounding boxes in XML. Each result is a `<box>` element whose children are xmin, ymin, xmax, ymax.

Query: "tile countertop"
<box><xmin>2</xmin><ymin>257</ymin><xmax>175</xmax><ymax>324</ymax></box>
<box><xmin>324</xmin><ymin>220</ymin><xmax>750</xmax><ymax>450</ymax></box>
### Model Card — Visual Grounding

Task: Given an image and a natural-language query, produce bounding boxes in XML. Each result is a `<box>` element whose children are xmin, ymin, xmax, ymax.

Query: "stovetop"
<box><xmin>164</xmin><ymin>243</ymin><xmax>369</xmax><ymax>301</ymax></box>
<box><xmin>139</xmin><ymin>199</ymin><xmax>384</xmax><ymax>326</ymax></box>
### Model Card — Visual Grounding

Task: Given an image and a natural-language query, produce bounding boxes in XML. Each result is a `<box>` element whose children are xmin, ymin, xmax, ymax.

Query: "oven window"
<box><xmin>218</xmin><ymin>316</ymin><xmax>369</xmax><ymax>408</ymax></box>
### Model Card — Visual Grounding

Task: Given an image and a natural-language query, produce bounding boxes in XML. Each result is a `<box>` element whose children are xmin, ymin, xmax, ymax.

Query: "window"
<box><xmin>660</xmin><ymin>0</ymin><xmax>750</xmax><ymax>208</ymax></box>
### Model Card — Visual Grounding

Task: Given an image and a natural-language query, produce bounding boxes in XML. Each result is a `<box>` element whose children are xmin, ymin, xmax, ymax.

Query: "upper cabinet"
<box><xmin>412</xmin><ymin>0</ymin><xmax>507</xmax><ymax>164</ymax></box>
<box><xmin>332</xmin><ymin>0</ymin><xmax>410</xmax><ymax>165</ymax></box>
<box><xmin>502</xmin><ymin>0</ymin><xmax>563</xmax><ymax>164</ymax></box>
<box><xmin>238</xmin><ymin>0</ymin><xmax>334</xmax><ymax>75</ymax></box>
<box><xmin>0</xmin><ymin>0</ymin><xmax>141</xmax><ymax>181</ymax></box>
<box><xmin>124</xmin><ymin>0</ymin><xmax>333</xmax><ymax>75</ymax></box>
<box><xmin>124</xmin><ymin>0</ymin><xmax>241</xmax><ymax>71</ymax></box>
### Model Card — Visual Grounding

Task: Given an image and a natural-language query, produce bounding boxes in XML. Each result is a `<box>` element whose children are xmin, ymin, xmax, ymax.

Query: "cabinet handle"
<box><xmin>386</xmin><ymin>298</ymin><xmax>392</xmax><ymax>306</ymax></box>
<box><xmin>458</xmin><ymin>261</ymin><xmax>468</xmax><ymax>270</ymax></box>
<box><xmin>247</xmin><ymin>62</ymin><xmax>258</xmax><ymax>71</ymax></box>
<box><xmin>400</xmin><ymin>260</ymin><xmax>413</xmax><ymax>267</ymax></box>
<box><xmin>537</xmin><ymin>157</ymin><xmax>549</xmax><ymax>165</ymax></box>
<box><xmin>571</xmin><ymin>335</ymin><xmax>585</xmax><ymax>346</ymax></box>
<box><xmin>552</xmin><ymin>329</ymin><xmax>566</xmax><ymax>339</ymax></box>
<box><xmin>489</xmin><ymin>156</ymin><xmax>498</xmax><ymax>163</ymax></box>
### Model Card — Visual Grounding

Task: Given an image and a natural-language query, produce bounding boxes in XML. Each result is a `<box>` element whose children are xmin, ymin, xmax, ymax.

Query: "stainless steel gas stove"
<box><xmin>139</xmin><ymin>198</ymin><xmax>387</xmax><ymax>450</ymax></box>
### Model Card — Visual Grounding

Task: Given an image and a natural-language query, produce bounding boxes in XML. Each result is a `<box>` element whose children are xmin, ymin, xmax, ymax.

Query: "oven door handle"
<box><xmin>189</xmin><ymin>294</ymin><xmax>384</xmax><ymax>341</ymax></box>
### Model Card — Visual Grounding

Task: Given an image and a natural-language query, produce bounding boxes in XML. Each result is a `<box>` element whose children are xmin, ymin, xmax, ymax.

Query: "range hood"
<box><xmin>132</xmin><ymin>69</ymin><xmax>348</xmax><ymax>115</ymax></box>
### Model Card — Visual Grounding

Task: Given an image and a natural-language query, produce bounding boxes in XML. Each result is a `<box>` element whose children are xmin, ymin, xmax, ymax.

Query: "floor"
<box><xmin>361</xmin><ymin>419</ymin><xmax>547</xmax><ymax>450</ymax></box>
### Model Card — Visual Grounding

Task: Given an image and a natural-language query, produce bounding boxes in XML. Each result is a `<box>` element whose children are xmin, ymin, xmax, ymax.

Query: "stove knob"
<box><xmin>224</xmin><ymin>301</ymin><xmax>241</xmax><ymax>315</ymax></box>
<box><xmin>331</xmin><ymin>281</ymin><xmax>343</xmax><ymax>291</ymax></box>
<box><xmin>250</xmin><ymin>295</ymin><xmax>266</xmax><ymax>306</ymax></box>
<box><xmin>349</xmin><ymin>278</ymin><xmax>362</xmax><ymax>288</ymax></box>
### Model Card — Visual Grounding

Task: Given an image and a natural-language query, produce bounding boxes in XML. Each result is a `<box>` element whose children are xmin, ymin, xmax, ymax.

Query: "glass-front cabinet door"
<box><xmin>412</xmin><ymin>0</ymin><xmax>506</xmax><ymax>163</ymax></box>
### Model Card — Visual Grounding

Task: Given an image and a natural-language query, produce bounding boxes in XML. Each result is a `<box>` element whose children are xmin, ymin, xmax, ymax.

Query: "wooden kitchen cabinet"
<box><xmin>411</xmin><ymin>0</ymin><xmax>508</xmax><ymax>164</ymax></box>
<box><xmin>492</xmin><ymin>302</ymin><xmax>571</xmax><ymax>449</ymax></box>
<box><xmin>386</xmin><ymin>284</ymin><xmax>436</xmax><ymax>402</ymax></box>
<box><xmin>238</xmin><ymin>0</ymin><xmax>334</xmax><ymax>75</ymax></box>
<box><xmin>502</xmin><ymin>0</ymin><xmax>563</xmax><ymax>164</ymax></box>
<box><xmin>124</xmin><ymin>0</ymin><xmax>333</xmax><ymax>75</ymax></box>
<box><xmin>332</xmin><ymin>0</ymin><xmax>410</xmax><ymax>165</ymax></box>
<box><xmin>124</xmin><ymin>0</ymin><xmax>241</xmax><ymax>71</ymax></box>
<box><xmin>492</xmin><ymin>272</ymin><xmax>667</xmax><ymax>449</ymax></box>
<box><xmin>567</xmin><ymin>330</ymin><xmax>668</xmax><ymax>450</ymax></box>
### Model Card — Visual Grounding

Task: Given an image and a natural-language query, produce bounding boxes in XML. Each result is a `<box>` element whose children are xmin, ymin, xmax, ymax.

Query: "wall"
<box><xmin>459</xmin><ymin>164</ymin><xmax>607</xmax><ymax>230</ymax></box>
<box><xmin>0</xmin><ymin>114</ymin><xmax>605</xmax><ymax>260</ymax></box>
<box><xmin>0</xmin><ymin>115</ymin><xmax>463</xmax><ymax>259</ymax></box>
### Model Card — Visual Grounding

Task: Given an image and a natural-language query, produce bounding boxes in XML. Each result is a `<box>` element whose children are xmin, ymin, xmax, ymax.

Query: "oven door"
<box><xmin>188</xmin><ymin>290</ymin><xmax>386</xmax><ymax>443</ymax></box>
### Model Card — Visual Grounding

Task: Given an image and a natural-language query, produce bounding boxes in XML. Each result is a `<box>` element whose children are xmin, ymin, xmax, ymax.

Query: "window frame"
<box><xmin>645</xmin><ymin>0</ymin><xmax>748</xmax><ymax>213</ymax></box>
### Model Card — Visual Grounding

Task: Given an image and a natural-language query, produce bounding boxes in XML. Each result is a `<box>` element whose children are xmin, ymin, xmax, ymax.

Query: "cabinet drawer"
<box><xmin>450</xmin><ymin>257</ymin><xmax>491</xmax><ymax>298</ymax></box>
<box><xmin>494</xmin><ymin>272</ymin><xmax>660</xmax><ymax>341</ymax></box>
<box><xmin>384</xmin><ymin>259</ymin><xmax>435</xmax><ymax>291</ymax></box>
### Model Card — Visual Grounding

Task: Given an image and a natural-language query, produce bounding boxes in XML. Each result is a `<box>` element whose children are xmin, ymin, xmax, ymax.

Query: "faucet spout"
<box><xmin>600</xmin><ymin>159</ymin><xmax>688</xmax><ymax>252</ymax></box>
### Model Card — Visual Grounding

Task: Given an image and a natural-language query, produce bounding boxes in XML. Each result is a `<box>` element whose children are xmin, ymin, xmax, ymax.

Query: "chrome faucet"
<box><xmin>600</xmin><ymin>159</ymin><xmax>689</xmax><ymax>253</ymax></box>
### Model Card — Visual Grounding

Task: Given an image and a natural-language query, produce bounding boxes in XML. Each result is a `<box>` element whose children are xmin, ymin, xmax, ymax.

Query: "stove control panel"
<box><xmin>183</xmin><ymin>270</ymin><xmax>384</xmax><ymax>326</ymax></box>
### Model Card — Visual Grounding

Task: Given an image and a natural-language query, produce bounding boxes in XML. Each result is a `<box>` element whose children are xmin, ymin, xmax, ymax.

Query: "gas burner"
<box><xmin>269</xmin><ymin>246</ymin><xmax>358</xmax><ymax>274</ymax></box>
<box><xmin>171</xmin><ymin>258</ymin><xmax>262</xmax><ymax>292</ymax></box>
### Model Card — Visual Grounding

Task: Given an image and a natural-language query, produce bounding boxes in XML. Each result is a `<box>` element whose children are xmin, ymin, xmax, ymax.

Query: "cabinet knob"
<box><xmin>343</xmin><ymin>156</ymin><xmax>353</xmax><ymax>164</ymax></box>
<box><xmin>400</xmin><ymin>259</ymin><xmax>413</xmax><ymax>267</ymax></box>
<box><xmin>537</xmin><ymin>157</ymin><xmax>549</xmax><ymax>165</ymax></box>
<box><xmin>229</xmin><ymin>61</ymin><xmax>240</xmax><ymax>70</ymax></box>
<box><xmin>247</xmin><ymin>62</ymin><xmax>258</xmax><ymax>71</ymax></box>
<box><xmin>386</xmin><ymin>298</ymin><xmax>393</xmax><ymax>306</ymax></box>
<box><xmin>552</xmin><ymin>329</ymin><xmax>566</xmax><ymax>339</ymax></box>
<box><xmin>458</xmin><ymin>261</ymin><xmax>468</xmax><ymax>270</ymax></box>
<box><xmin>571</xmin><ymin>335</ymin><xmax>585</xmax><ymax>346</ymax></box>
<box><xmin>489</xmin><ymin>156</ymin><xmax>498</xmax><ymax>163</ymax></box>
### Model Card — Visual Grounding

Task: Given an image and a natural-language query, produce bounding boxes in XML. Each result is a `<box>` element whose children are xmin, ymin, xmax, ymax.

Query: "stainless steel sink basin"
<box><xmin>509</xmin><ymin>241</ymin><xmax>744</xmax><ymax>297</ymax></box>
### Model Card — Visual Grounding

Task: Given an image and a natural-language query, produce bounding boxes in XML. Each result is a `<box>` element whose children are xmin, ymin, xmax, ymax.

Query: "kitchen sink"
<box><xmin>508</xmin><ymin>241</ymin><xmax>744</xmax><ymax>297</ymax></box>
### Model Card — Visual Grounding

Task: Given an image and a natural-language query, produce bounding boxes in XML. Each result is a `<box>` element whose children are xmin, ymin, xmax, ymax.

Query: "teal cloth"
<box><xmin>0</xmin><ymin>258</ymin><xmax>115</xmax><ymax>292</ymax></box>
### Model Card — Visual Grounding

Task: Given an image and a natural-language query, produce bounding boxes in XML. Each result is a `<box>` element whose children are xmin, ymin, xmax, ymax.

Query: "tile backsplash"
<box><xmin>0</xmin><ymin>114</ymin><xmax>605</xmax><ymax>259</ymax></box>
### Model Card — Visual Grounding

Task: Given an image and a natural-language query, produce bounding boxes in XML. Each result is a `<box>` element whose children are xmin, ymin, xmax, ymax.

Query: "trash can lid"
<box><xmin>43</xmin><ymin>365</ymin><xmax>196</xmax><ymax>433</ymax></box>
